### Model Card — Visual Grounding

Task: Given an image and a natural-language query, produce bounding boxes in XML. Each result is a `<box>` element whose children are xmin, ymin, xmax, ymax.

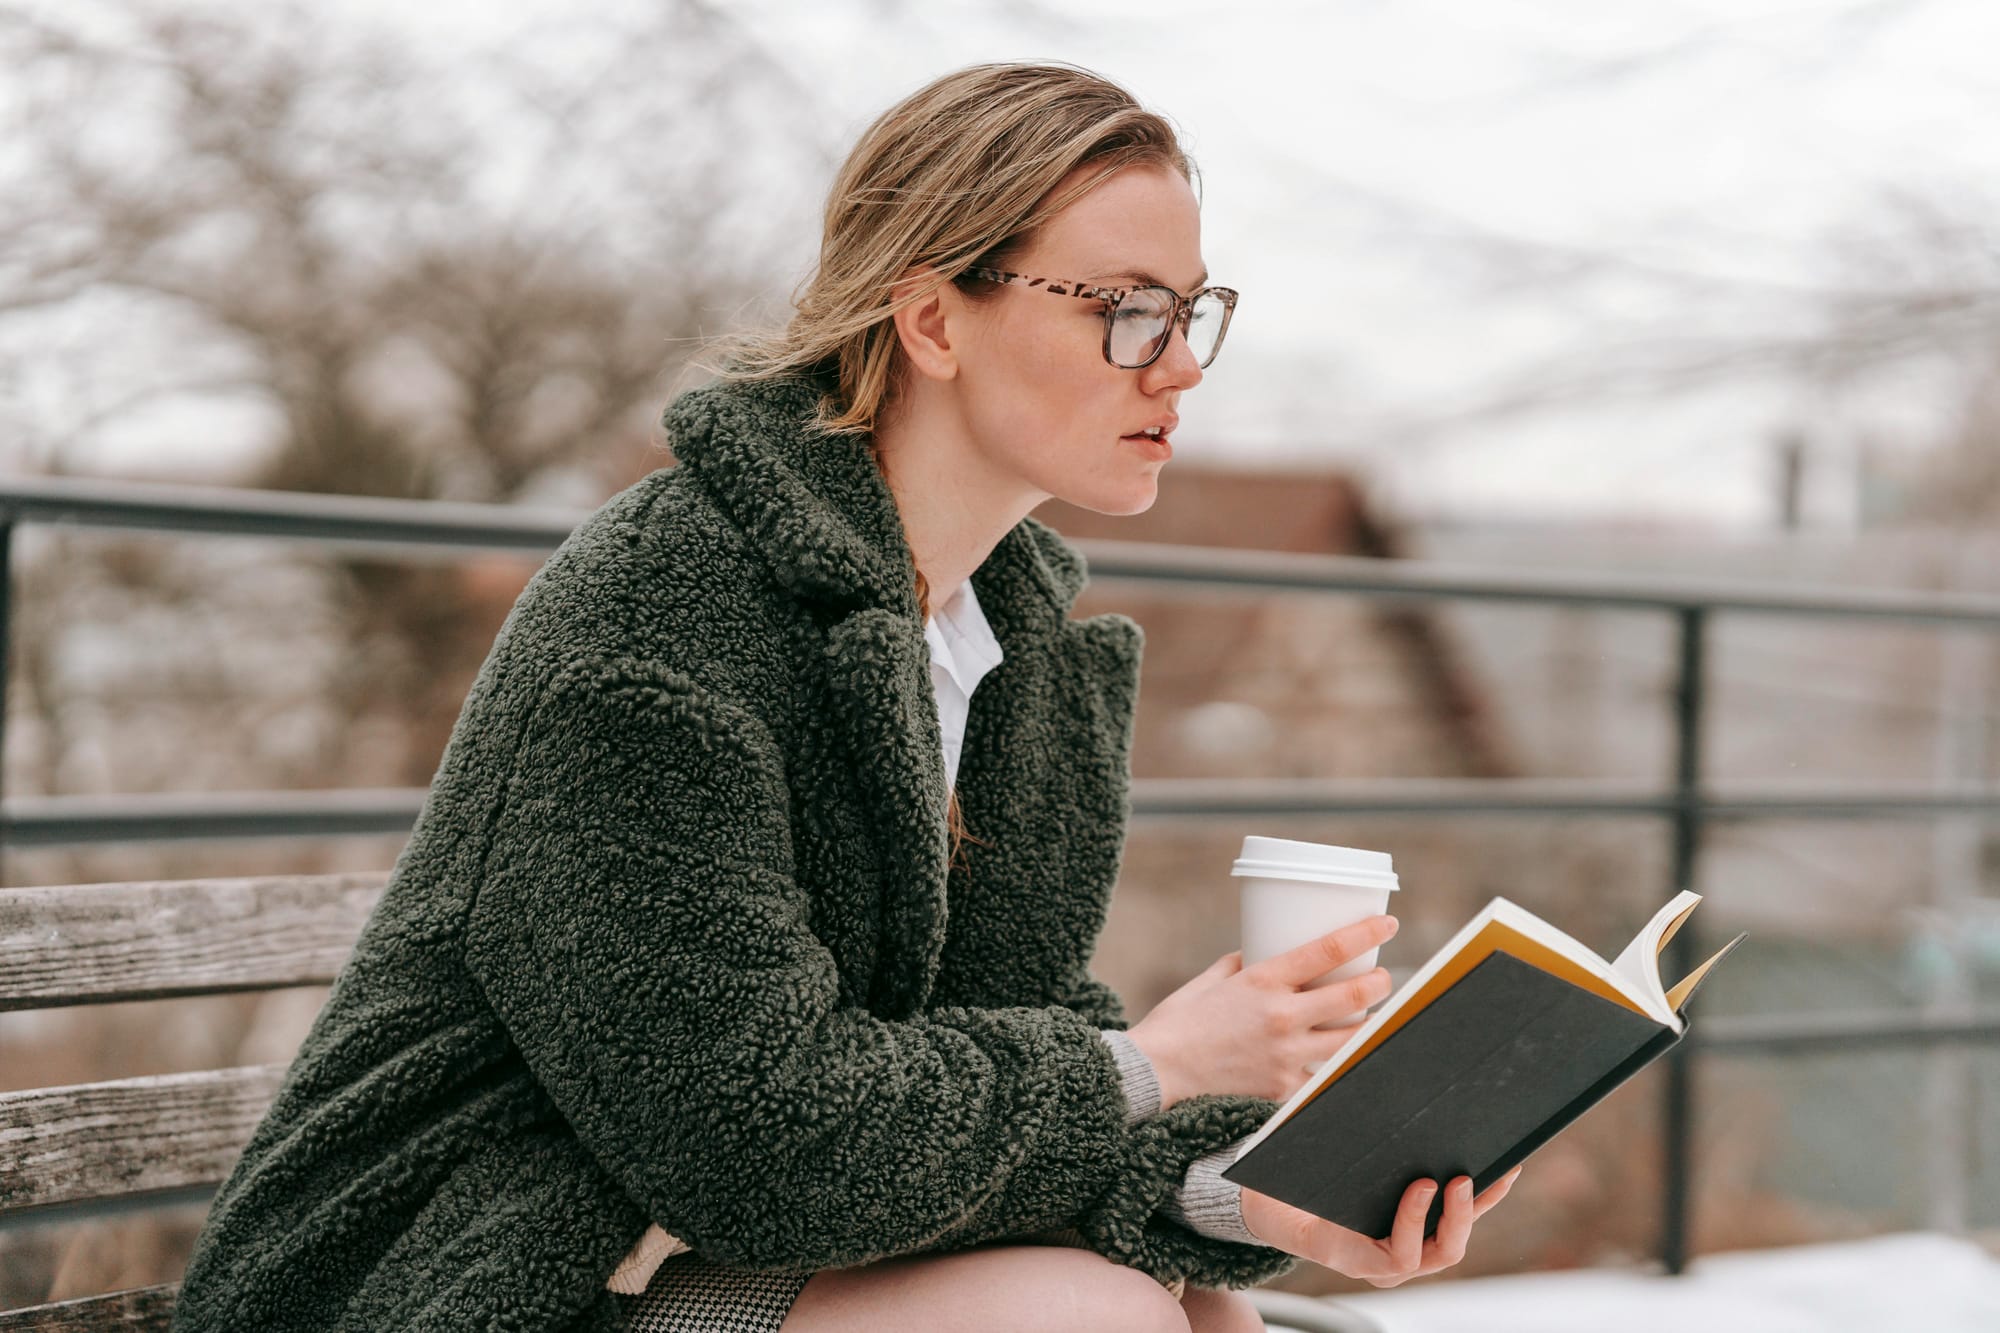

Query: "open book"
<box><xmin>1220</xmin><ymin>890</ymin><xmax>1745</xmax><ymax>1240</ymax></box>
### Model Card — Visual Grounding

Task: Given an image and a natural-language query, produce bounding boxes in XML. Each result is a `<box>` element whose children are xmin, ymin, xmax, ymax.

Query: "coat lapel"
<box><xmin>663</xmin><ymin>371</ymin><xmax>1105</xmax><ymax>1020</ymax></box>
<box><xmin>938</xmin><ymin>588</ymin><xmax>1143</xmax><ymax>1008</ymax></box>
<box><xmin>819</xmin><ymin>607</ymin><xmax>951</xmax><ymax>1020</ymax></box>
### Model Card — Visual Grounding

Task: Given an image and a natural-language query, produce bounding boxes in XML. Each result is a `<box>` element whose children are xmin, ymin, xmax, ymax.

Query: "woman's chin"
<box><xmin>1058</xmin><ymin>475</ymin><xmax>1161</xmax><ymax>518</ymax></box>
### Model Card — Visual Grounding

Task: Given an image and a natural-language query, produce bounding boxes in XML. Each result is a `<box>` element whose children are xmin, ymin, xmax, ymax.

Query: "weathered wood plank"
<box><xmin>0</xmin><ymin>1283</ymin><xmax>177</xmax><ymax>1332</ymax></box>
<box><xmin>0</xmin><ymin>873</ymin><xmax>385</xmax><ymax>1010</ymax></box>
<box><xmin>0</xmin><ymin>1067</ymin><xmax>285</xmax><ymax>1213</ymax></box>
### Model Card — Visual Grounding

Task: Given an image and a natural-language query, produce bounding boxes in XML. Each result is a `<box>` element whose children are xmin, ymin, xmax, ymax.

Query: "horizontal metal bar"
<box><xmin>9</xmin><ymin>477</ymin><xmax>2000</xmax><ymax>627</ymax></box>
<box><xmin>1129</xmin><ymin>778</ymin><xmax>2000</xmax><ymax>820</ymax></box>
<box><xmin>9</xmin><ymin>780</ymin><xmax>2000</xmax><ymax>847</ymax></box>
<box><xmin>0</xmin><ymin>1182</ymin><xmax>215</xmax><ymax>1237</ymax></box>
<box><xmin>1080</xmin><ymin>537</ymin><xmax>2000</xmax><ymax>628</ymax></box>
<box><xmin>1</xmin><ymin>790</ymin><xmax>425</xmax><ymax>845</ymax></box>
<box><xmin>1700</xmin><ymin>1010</ymin><xmax>2000</xmax><ymax>1055</ymax></box>
<box><xmin>0</xmin><ymin>475</ymin><xmax>578</xmax><ymax>555</ymax></box>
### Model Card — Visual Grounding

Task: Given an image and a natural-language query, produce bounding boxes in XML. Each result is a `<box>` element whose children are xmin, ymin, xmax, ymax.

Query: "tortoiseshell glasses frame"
<box><xmin>960</xmin><ymin>266</ymin><xmax>1239</xmax><ymax>370</ymax></box>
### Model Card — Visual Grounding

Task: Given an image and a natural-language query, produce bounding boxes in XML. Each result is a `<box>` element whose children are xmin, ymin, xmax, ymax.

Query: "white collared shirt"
<box><xmin>921</xmin><ymin>577</ymin><xmax>1004</xmax><ymax>793</ymax></box>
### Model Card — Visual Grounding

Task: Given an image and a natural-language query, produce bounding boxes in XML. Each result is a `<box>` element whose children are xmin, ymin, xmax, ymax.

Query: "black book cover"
<box><xmin>1222</xmin><ymin>949</ymin><xmax>1676</xmax><ymax>1239</ymax></box>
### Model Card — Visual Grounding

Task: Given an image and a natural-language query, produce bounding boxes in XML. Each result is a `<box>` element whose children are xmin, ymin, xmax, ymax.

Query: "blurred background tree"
<box><xmin>0</xmin><ymin>0</ymin><xmax>830</xmax><ymax>871</ymax></box>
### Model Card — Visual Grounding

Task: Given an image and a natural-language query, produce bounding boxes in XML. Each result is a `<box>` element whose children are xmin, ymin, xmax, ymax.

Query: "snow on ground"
<box><xmin>1328</xmin><ymin>1233</ymin><xmax>2000</xmax><ymax>1332</ymax></box>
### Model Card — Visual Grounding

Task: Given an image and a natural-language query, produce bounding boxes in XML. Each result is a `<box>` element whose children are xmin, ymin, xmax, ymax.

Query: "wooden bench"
<box><xmin>0</xmin><ymin>872</ymin><xmax>385</xmax><ymax>1330</ymax></box>
<box><xmin>0</xmin><ymin>871</ymin><xmax>1381</xmax><ymax>1333</ymax></box>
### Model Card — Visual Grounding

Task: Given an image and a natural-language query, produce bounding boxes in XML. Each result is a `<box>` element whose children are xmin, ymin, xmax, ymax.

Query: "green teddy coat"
<box><xmin>170</xmin><ymin>370</ymin><xmax>1297</xmax><ymax>1331</ymax></box>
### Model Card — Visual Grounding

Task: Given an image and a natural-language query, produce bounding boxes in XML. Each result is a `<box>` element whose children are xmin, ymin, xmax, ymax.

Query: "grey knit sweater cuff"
<box><xmin>1096</xmin><ymin>1030</ymin><xmax>1264</xmax><ymax>1248</ymax></box>
<box><xmin>1158</xmin><ymin>1135</ymin><xmax>1261</xmax><ymax>1246</ymax></box>
<box><xmin>1096</xmin><ymin>1028</ymin><xmax>1162</xmax><ymax>1124</ymax></box>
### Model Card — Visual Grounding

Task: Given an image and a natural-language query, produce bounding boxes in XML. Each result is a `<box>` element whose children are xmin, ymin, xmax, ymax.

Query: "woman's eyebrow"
<box><xmin>1094</xmin><ymin>266</ymin><xmax>1210</xmax><ymax>292</ymax></box>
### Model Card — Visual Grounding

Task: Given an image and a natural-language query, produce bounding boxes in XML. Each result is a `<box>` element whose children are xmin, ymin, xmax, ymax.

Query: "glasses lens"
<box><xmin>1186</xmin><ymin>291</ymin><xmax>1231</xmax><ymax>368</ymax></box>
<box><xmin>1108</xmin><ymin>287</ymin><xmax>1175</xmax><ymax>367</ymax></box>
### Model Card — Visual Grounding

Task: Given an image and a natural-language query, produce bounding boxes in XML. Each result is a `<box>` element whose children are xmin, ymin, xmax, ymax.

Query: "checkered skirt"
<box><xmin>613</xmin><ymin>1251</ymin><xmax>815</xmax><ymax>1332</ymax></box>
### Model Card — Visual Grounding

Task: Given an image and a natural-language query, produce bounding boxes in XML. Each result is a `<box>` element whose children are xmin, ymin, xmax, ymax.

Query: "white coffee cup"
<box><xmin>1234</xmin><ymin>836</ymin><xmax>1400</xmax><ymax>990</ymax></box>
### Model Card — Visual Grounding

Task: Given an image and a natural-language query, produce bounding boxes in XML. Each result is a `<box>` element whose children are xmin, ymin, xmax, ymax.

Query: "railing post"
<box><xmin>0</xmin><ymin>517</ymin><xmax>11</xmax><ymax>885</ymax></box>
<box><xmin>1662</xmin><ymin>604</ymin><xmax>1707</xmax><ymax>1274</ymax></box>
<box><xmin>1924</xmin><ymin>623</ymin><xmax>1985</xmax><ymax>1233</ymax></box>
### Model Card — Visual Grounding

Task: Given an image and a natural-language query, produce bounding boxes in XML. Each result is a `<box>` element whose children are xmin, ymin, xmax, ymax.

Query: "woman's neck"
<box><xmin>871</xmin><ymin>394</ymin><xmax>1046</xmax><ymax>614</ymax></box>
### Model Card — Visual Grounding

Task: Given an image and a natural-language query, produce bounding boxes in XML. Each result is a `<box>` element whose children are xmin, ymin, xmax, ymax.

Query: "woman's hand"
<box><xmin>1125</xmin><ymin>915</ymin><xmax>1400</xmax><ymax>1109</ymax></box>
<box><xmin>1240</xmin><ymin>1167</ymin><xmax>1523</xmax><ymax>1286</ymax></box>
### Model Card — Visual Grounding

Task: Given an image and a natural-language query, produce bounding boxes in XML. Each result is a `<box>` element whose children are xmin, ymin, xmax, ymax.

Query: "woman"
<box><xmin>171</xmin><ymin>62</ymin><xmax>1516</xmax><ymax>1333</ymax></box>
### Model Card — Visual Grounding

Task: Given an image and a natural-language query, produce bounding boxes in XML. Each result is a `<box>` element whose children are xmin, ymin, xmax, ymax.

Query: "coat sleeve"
<box><xmin>1054</xmin><ymin>967</ymin><xmax>1131</xmax><ymax>1031</ymax></box>
<box><xmin>460</xmin><ymin>656</ymin><xmax>1290</xmax><ymax>1287</ymax></box>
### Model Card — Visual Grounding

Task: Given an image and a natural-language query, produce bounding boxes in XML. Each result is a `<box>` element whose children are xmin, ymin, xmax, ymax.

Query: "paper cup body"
<box><xmin>1235</xmin><ymin>837</ymin><xmax>1398</xmax><ymax>989</ymax></box>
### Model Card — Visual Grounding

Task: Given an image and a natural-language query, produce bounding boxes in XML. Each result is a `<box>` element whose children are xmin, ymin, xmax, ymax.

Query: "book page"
<box><xmin>1233</xmin><ymin>894</ymin><xmax>1679</xmax><ymax>1157</ymax></box>
<box><xmin>1609</xmin><ymin>890</ymin><xmax>1702</xmax><ymax>1013</ymax></box>
<box><xmin>1667</xmin><ymin>931</ymin><xmax>1748</xmax><ymax>1011</ymax></box>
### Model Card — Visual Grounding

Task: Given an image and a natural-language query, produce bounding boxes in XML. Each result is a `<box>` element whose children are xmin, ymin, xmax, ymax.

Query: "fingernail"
<box><xmin>1456</xmin><ymin>1179</ymin><xmax>1473</xmax><ymax>1200</ymax></box>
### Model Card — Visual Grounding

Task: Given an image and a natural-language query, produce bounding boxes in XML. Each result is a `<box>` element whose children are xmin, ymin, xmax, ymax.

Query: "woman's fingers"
<box><xmin>1257</xmin><ymin>914</ymin><xmax>1398</xmax><ymax>990</ymax></box>
<box><xmin>1248</xmin><ymin>1167</ymin><xmax>1523</xmax><ymax>1289</ymax></box>
<box><xmin>1371</xmin><ymin>1178</ymin><xmax>1437</xmax><ymax>1285</ymax></box>
<box><xmin>1309</xmin><ymin>1019</ymin><xmax>1369</xmax><ymax>1044</ymax></box>
<box><xmin>1425</xmin><ymin>1176</ymin><xmax>1475</xmax><ymax>1270</ymax></box>
<box><xmin>1304</xmin><ymin>967</ymin><xmax>1394</xmax><ymax>1026</ymax></box>
<box><xmin>1372</xmin><ymin>1168</ymin><xmax>1514</xmax><ymax>1286</ymax></box>
<box><xmin>1473</xmin><ymin>1165</ymin><xmax>1523</xmax><ymax>1218</ymax></box>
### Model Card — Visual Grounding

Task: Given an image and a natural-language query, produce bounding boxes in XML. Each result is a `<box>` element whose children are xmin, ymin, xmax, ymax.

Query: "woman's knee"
<box><xmin>1073</xmin><ymin>1256</ymin><xmax>1194</xmax><ymax>1333</ymax></box>
<box><xmin>1180</xmin><ymin>1283</ymin><xmax>1266</xmax><ymax>1333</ymax></box>
<box><xmin>783</xmin><ymin>1244</ymin><xmax>1190</xmax><ymax>1333</ymax></box>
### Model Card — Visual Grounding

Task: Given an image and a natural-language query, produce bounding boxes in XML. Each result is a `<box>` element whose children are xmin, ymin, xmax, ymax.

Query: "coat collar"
<box><xmin>663</xmin><ymin>370</ymin><xmax>1114</xmax><ymax>1019</ymax></box>
<box><xmin>662</xmin><ymin>370</ymin><xmax>1089</xmax><ymax>644</ymax></box>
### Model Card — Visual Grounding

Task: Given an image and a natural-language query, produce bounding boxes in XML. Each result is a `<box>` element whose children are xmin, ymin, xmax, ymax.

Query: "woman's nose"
<box><xmin>1142</xmin><ymin>323</ymin><xmax>1204</xmax><ymax>392</ymax></box>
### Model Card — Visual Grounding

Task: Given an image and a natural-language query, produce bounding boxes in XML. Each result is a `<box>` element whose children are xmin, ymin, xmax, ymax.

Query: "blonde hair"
<box><xmin>709</xmin><ymin>62</ymin><xmax>1194</xmax><ymax>867</ymax></box>
<box><xmin>709</xmin><ymin>61</ymin><xmax>1195</xmax><ymax>437</ymax></box>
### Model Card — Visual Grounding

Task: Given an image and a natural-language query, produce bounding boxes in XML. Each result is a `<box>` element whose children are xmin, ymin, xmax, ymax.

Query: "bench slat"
<box><xmin>0</xmin><ymin>1283</ymin><xmax>177</xmax><ymax>1332</ymax></box>
<box><xmin>0</xmin><ymin>1067</ymin><xmax>286</xmax><ymax>1213</ymax></box>
<box><xmin>0</xmin><ymin>873</ymin><xmax>384</xmax><ymax>1010</ymax></box>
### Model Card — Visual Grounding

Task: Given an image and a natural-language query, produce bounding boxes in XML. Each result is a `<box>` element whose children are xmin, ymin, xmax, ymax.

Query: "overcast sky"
<box><xmin>67</xmin><ymin>0</ymin><xmax>2000</xmax><ymax>528</ymax></box>
<box><xmin>720</xmin><ymin>0</ymin><xmax>2000</xmax><ymax>530</ymax></box>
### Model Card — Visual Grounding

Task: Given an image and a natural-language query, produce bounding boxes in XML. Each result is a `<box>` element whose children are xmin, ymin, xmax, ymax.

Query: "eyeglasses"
<box><xmin>961</xmin><ymin>266</ymin><xmax>1238</xmax><ymax>370</ymax></box>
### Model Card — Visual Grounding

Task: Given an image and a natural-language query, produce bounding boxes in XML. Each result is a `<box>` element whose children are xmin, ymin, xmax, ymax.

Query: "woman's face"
<box><xmin>950</xmin><ymin>163</ymin><xmax>1209</xmax><ymax>516</ymax></box>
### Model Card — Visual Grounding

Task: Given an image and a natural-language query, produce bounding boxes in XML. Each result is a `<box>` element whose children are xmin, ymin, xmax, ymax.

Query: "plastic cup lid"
<box><xmin>1230</xmin><ymin>836</ymin><xmax>1399</xmax><ymax>891</ymax></box>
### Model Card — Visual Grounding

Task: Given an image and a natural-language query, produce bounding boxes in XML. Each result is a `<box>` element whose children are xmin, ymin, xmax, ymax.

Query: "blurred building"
<box><xmin>1419</xmin><ymin>517</ymin><xmax>2000</xmax><ymax>937</ymax></box>
<box><xmin>1041</xmin><ymin>465</ymin><xmax>1517</xmax><ymax>785</ymax></box>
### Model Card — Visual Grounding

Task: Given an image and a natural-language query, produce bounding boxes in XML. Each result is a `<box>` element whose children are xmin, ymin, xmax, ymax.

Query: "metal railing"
<box><xmin>5</xmin><ymin>474</ymin><xmax>2000</xmax><ymax>1276</ymax></box>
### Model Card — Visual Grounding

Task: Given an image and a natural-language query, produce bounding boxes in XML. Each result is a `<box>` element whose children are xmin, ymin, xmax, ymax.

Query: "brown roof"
<box><xmin>1039</xmin><ymin>463</ymin><xmax>1515</xmax><ymax>780</ymax></box>
<box><xmin>1035</xmin><ymin>465</ymin><xmax>1383</xmax><ymax>556</ymax></box>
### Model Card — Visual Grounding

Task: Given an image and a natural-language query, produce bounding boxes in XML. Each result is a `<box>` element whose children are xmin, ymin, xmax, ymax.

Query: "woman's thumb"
<box><xmin>1204</xmin><ymin>949</ymin><xmax>1244</xmax><ymax>977</ymax></box>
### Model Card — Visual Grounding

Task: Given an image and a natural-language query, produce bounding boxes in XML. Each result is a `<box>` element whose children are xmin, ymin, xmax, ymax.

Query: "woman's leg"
<box><xmin>780</xmin><ymin>1243</ymin><xmax>1192</xmax><ymax>1333</ymax></box>
<box><xmin>1178</xmin><ymin>1283</ymin><xmax>1266</xmax><ymax>1333</ymax></box>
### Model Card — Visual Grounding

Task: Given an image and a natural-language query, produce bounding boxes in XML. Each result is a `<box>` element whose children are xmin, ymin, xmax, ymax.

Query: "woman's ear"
<box><xmin>889</xmin><ymin>267</ymin><xmax>960</xmax><ymax>383</ymax></box>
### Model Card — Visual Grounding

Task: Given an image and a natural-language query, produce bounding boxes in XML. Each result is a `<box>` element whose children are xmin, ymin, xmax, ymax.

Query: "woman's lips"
<box><xmin>1121</xmin><ymin>431</ymin><xmax>1172</xmax><ymax>460</ymax></box>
